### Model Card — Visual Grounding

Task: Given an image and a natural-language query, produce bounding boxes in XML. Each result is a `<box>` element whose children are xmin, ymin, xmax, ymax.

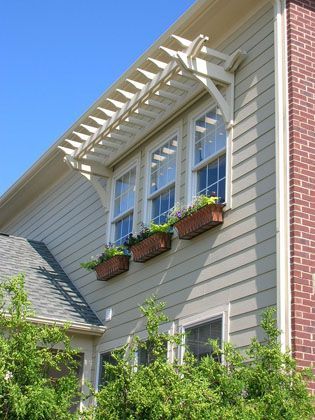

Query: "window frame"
<box><xmin>144</xmin><ymin>126</ymin><xmax>181</xmax><ymax>225</ymax></box>
<box><xmin>178</xmin><ymin>305</ymin><xmax>229</xmax><ymax>364</ymax></box>
<box><xmin>187</xmin><ymin>100</ymin><xmax>232</xmax><ymax>209</ymax></box>
<box><xmin>96</xmin><ymin>336</ymin><xmax>128</xmax><ymax>390</ymax></box>
<box><xmin>107</xmin><ymin>156</ymin><xmax>140</xmax><ymax>244</ymax></box>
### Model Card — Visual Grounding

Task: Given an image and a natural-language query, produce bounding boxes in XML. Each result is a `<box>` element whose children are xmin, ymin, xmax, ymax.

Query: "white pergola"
<box><xmin>59</xmin><ymin>34</ymin><xmax>245</xmax><ymax>180</ymax></box>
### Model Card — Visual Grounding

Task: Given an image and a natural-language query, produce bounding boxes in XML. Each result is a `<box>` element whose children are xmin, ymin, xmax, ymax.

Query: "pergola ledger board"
<box><xmin>60</xmin><ymin>35</ymin><xmax>246</xmax><ymax>177</ymax></box>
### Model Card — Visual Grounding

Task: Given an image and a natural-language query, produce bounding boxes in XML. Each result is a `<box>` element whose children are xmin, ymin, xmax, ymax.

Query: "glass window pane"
<box><xmin>114</xmin><ymin>214</ymin><xmax>133</xmax><ymax>245</ymax></box>
<box><xmin>194</xmin><ymin>108</ymin><xmax>226</xmax><ymax>165</ymax></box>
<box><xmin>197</xmin><ymin>166</ymin><xmax>207</xmax><ymax>195</ymax></box>
<box><xmin>114</xmin><ymin>167</ymin><xmax>136</xmax><ymax>218</ymax></box>
<box><xmin>151</xmin><ymin>187</ymin><xmax>174</xmax><ymax>224</ymax></box>
<box><xmin>99</xmin><ymin>352</ymin><xmax>117</xmax><ymax>387</ymax></box>
<box><xmin>150</xmin><ymin>136</ymin><xmax>177</xmax><ymax>194</ymax></box>
<box><xmin>185</xmin><ymin>318</ymin><xmax>222</xmax><ymax>361</ymax></box>
<box><xmin>219</xmin><ymin>155</ymin><xmax>226</xmax><ymax>180</ymax></box>
<box><xmin>196</xmin><ymin>155</ymin><xmax>226</xmax><ymax>201</ymax></box>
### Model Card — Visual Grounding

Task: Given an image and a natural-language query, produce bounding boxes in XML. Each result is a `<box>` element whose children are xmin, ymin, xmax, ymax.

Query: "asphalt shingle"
<box><xmin>0</xmin><ymin>233</ymin><xmax>102</xmax><ymax>326</ymax></box>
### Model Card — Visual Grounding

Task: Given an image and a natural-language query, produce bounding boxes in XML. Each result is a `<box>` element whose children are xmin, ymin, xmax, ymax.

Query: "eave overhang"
<box><xmin>59</xmin><ymin>34</ymin><xmax>245</xmax><ymax>178</ymax></box>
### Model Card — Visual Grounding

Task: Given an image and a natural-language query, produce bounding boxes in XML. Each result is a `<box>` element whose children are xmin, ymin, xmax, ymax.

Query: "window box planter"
<box><xmin>173</xmin><ymin>204</ymin><xmax>223</xmax><ymax>240</ymax></box>
<box><xmin>95</xmin><ymin>255</ymin><xmax>130</xmax><ymax>281</ymax></box>
<box><xmin>131</xmin><ymin>232</ymin><xmax>172</xmax><ymax>262</ymax></box>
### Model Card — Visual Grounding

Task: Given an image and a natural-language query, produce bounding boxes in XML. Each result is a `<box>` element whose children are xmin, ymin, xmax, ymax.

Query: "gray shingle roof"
<box><xmin>0</xmin><ymin>233</ymin><xmax>102</xmax><ymax>326</ymax></box>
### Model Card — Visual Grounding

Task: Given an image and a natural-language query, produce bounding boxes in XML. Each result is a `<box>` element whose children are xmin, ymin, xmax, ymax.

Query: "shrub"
<box><xmin>0</xmin><ymin>274</ymin><xmax>80</xmax><ymax>419</ymax></box>
<box><xmin>89</xmin><ymin>298</ymin><xmax>314</xmax><ymax>420</ymax></box>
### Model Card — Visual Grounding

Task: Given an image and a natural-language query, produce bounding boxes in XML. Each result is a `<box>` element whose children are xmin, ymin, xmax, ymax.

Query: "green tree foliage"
<box><xmin>90</xmin><ymin>297</ymin><xmax>314</xmax><ymax>420</ymax></box>
<box><xmin>0</xmin><ymin>274</ymin><xmax>80</xmax><ymax>419</ymax></box>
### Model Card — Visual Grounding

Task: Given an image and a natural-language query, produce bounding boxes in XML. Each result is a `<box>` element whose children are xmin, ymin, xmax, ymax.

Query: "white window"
<box><xmin>148</xmin><ymin>134</ymin><xmax>178</xmax><ymax>224</ymax></box>
<box><xmin>98</xmin><ymin>351</ymin><xmax>116</xmax><ymax>387</ymax></box>
<box><xmin>111</xmin><ymin>166</ymin><xmax>136</xmax><ymax>244</ymax></box>
<box><xmin>192</xmin><ymin>106</ymin><xmax>227</xmax><ymax>202</ymax></box>
<box><xmin>184</xmin><ymin>317</ymin><xmax>222</xmax><ymax>361</ymax></box>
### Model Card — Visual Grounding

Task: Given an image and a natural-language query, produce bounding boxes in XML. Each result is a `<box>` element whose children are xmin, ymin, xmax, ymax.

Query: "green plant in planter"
<box><xmin>124</xmin><ymin>222</ymin><xmax>172</xmax><ymax>248</ymax></box>
<box><xmin>167</xmin><ymin>194</ymin><xmax>219</xmax><ymax>226</ymax></box>
<box><xmin>80</xmin><ymin>244</ymin><xmax>130</xmax><ymax>271</ymax></box>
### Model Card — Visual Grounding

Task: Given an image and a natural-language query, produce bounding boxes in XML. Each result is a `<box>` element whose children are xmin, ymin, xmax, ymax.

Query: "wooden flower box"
<box><xmin>174</xmin><ymin>204</ymin><xmax>223</xmax><ymax>240</ymax></box>
<box><xmin>131</xmin><ymin>232</ymin><xmax>172</xmax><ymax>262</ymax></box>
<box><xmin>95</xmin><ymin>255</ymin><xmax>130</xmax><ymax>281</ymax></box>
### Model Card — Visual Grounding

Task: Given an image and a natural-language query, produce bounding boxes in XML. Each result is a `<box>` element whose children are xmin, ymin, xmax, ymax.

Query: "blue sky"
<box><xmin>0</xmin><ymin>0</ymin><xmax>195</xmax><ymax>196</ymax></box>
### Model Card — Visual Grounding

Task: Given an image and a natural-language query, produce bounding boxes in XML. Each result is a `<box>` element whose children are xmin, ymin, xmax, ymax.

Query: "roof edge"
<box><xmin>27</xmin><ymin>315</ymin><xmax>106</xmax><ymax>336</ymax></box>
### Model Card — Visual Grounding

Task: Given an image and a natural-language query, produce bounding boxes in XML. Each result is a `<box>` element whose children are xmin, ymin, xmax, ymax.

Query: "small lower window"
<box><xmin>185</xmin><ymin>317</ymin><xmax>222</xmax><ymax>361</ymax></box>
<box><xmin>98</xmin><ymin>352</ymin><xmax>116</xmax><ymax>386</ymax></box>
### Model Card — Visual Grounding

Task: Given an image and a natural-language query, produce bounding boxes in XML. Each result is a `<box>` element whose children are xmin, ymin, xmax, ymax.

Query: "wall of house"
<box><xmin>287</xmin><ymin>0</ymin><xmax>315</xmax><ymax>392</ymax></box>
<box><xmin>4</xmin><ymin>2</ymin><xmax>276</xmax><ymax>376</ymax></box>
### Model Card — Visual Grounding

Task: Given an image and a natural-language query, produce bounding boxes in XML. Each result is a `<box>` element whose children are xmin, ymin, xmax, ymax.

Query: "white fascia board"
<box><xmin>27</xmin><ymin>315</ymin><xmax>106</xmax><ymax>336</ymax></box>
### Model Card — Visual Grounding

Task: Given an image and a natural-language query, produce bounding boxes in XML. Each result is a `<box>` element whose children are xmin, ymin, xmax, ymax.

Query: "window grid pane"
<box><xmin>114</xmin><ymin>167</ymin><xmax>136</xmax><ymax>218</ymax></box>
<box><xmin>151</xmin><ymin>186</ymin><xmax>175</xmax><ymax>224</ymax></box>
<box><xmin>196</xmin><ymin>155</ymin><xmax>226</xmax><ymax>202</ymax></box>
<box><xmin>194</xmin><ymin>108</ymin><xmax>226</xmax><ymax>166</ymax></box>
<box><xmin>114</xmin><ymin>214</ymin><xmax>133</xmax><ymax>245</ymax></box>
<box><xmin>185</xmin><ymin>318</ymin><xmax>222</xmax><ymax>361</ymax></box>
<box><xmin>150</xmin><ymin>136</ymin><xmax>177</xmax><ymax>194</ymax></box>
<box><xmin>99</xmin><ymin>352</ymin><xmax>116</xmax><ymax>387</ymax></box>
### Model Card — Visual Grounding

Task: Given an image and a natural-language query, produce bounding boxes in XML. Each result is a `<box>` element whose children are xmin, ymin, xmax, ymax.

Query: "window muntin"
<box><xmin>148</xmin><ymin>135</ymin><xmax>177</xmax><ymax>223</ymax></box>
<box><xmin>185</xmin><ymin>317</ymin><xmax>222</xmax><ymax>361</ymax></box>
<box><xmin>112</xmin><ymin>167</ymin><xmax>136</xmax><ymax>244</ymax></box>
<box><xmin>193</xmin><ymin>107</ymin><xmax>227</xmax><ymax>202</ymax></box>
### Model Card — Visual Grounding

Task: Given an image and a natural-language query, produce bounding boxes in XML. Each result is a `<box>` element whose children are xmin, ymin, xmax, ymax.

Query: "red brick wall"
<box><xmin>287</xmin><ymin>0</ymin><xmax>315</xmax><ymax>391</ymax></box>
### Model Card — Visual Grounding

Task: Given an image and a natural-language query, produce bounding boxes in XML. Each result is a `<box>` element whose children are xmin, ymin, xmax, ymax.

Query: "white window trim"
<box><xmin>177</xmin><ymin>304</ymin><xmax>230</xmax><ymax>364</ymax></box>
<box><xmin>143</xmin><ymin>125</ymin><xmax>182</xmax><ymax>225</ymax></box>
<box><xmin>187</xmin><ymin>100</ymin><xmax>232</xmax><ymax>210</ymax></box>
<box><xmin>107</xmin><ymin>154</ymin><xmax>141</xmax><ymax>244</ymax></box>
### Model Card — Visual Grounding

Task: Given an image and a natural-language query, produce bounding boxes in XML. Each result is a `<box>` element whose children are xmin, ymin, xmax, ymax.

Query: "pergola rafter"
<box><xmin>59</xmin><ymin>34</ymin><xmax>246</xmax><ymax>177</ymax></box>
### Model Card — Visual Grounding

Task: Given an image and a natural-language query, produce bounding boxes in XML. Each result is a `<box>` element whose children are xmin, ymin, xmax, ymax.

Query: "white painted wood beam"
<box><xmin>176</xmin><ymin>53</ymin><xmax>233</xmax><ymax>85</ymax></box>
<box><xmin>99</xmin><ymin>138</ymin><xmax>121</xmax><ymax>148</ymax></box>
<box><xmin>65</xmin><ymin>155</ymin><xmax>112</xmax><ymax>178</ymax></box>
<box><xmin>135</xmin><ymin>107</ymin><xmax>158</xmax><ymax>118</ymax></box>
<box><xmin>73</xmin><ymin>131</ymin><xmax>90</xmax><ymax>141</ymax></box>
<box><xmin>106</xmin><ymin>132</ymin><xmax>129</xmax><ymax>143</ymax></box>
<box><xmin>83</xmin><ymin>153</ymin><xmax>108</xmax><ymax>165</ymax></box>
<box><xmin>106</xmin><ymin>98</ymin><xmax>126</xmax><ymax>109</ymax></box>
<box><xmin>166</xmin><ymin>79</ymin><xmax>191</xmax><ymax>91</ymax></box>
<box><xmin>97</xmin><ymin>107</ymin><xmax>116</xmax><ymax>117</ymax></box>
<box><xmin>171</xmin><ymin>34</ymin><xmax>229</xmax><ymax>61</ymax></box>
<box><xmin>116</xmin><ymin>124</ymin><xmax>139</xmax><ymax>135</ymax></box>
<box><xmin>155</xmin><ymin>89</ymin><xmax>181</xmax><ymax>101</ymax></box>
<box><xmin>65</xmin><ymin>139</ymin><xmax>82</xmax><ymax>148</ymax></box>
<box><xmin>116</xmin><ymin>89</ymin><xmax>134</xmax><ymax>99</ymax></box>
<box><xmin>126</xmin><ymin>79</ymin><xmax>146</xmax><ymax>90</ymax></box>
<box><xmin>136</xmin><ymin>68</ymin><xmax>157</xmax><ymax>80</ymax></box>
<box><xmin>75</xmin><ymin>60</ymin><xmax>178</xmax><ymax>158</ymax></box>
<box><xmin>58</xmin><ymin>145</ymin><xmax>75</xmax><ymax>155</ymax></box>
<box><xmin>147</xmin><ymin>57</ymin><xmax>168</xmax><ymax>69</ymax></box>
<box><xmin>126</xmin><ymin>116</ymin><xmax>149</xmax><ymax>127</ymax></box>
<box><xmin>81</xmin><ymin>124</ymin><xmax>98</xmax><ymax>133</ymax></box>
<box><xmin>89</xmin><ymin>116</ymin><xmax>107</xmax><ymax>125</ymax></box>
<box><xmin>145</xmin><ymin>98</ymin><xmax>169</xmax><ymax>110</ymax></box>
